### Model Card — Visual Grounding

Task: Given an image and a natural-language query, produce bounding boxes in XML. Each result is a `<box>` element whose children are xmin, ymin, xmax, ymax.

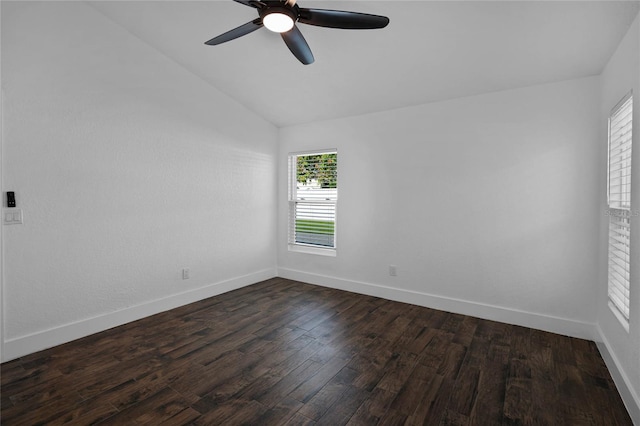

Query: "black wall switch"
<box><xmin>7</xmin><ymin>192</ymin><xmax>16</xmax><ymax>208</ymax></box>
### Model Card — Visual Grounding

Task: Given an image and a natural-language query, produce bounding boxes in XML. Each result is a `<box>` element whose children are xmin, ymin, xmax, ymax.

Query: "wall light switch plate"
<box><xmin>4</xmin><ymin>208</ymin><xmax>23</xmax><ymax>225</ymax></box>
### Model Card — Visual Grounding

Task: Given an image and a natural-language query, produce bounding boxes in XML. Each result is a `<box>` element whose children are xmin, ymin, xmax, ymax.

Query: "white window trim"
<box><xmin>608</xmin><ymin>301</ymin><xmax>630</xmax><ymax>333</ymax></box>
<box><xmin>288</xmin><ymin>149</ymin><xmax>338</xmax><ymax>256</ymax></box>
<box><xmin>606</xmin><ymin>91</ymin><xmax>633</xmax><ymax>331</ymax></box>
<box><xmin>288</xmin><ymin>243</ymin><xmax>337</xmax><ymax>257</ymax></box>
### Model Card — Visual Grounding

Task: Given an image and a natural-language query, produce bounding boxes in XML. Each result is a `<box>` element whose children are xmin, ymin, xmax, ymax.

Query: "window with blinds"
<box><xmin>607</xmin><ymin>92</ymin><xmax>633</xmax><ymax>327</ymax></box>
<box><xmin>288</xmin><ymin>151</ymin><xmax>337</xmax><ymax>252</ymax></box>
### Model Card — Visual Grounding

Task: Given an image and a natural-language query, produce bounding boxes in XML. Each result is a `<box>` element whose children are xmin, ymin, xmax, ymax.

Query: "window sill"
<box><xmin>288</xmin><ymin>244</ymin><xmax>336</xmax><ymax>257</ymax></box>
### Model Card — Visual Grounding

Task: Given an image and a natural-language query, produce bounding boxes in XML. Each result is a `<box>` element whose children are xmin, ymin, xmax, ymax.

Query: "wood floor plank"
<box><xmin>502</xmin><ymin>358</ymin><xmax>534</xmax><ymax>425</ymax></box>
<box><xmin>346</xmin><ymin>338</ymin><xmax>395</xmax><ymax>391</ymax></box>
<box><xmin>44</xmin><ymin>397</ymin><xmax>119</xmax><ymax>426</ymax></box>
<box><xmin>76</xmin><ymin>355</ymin><xmax>166</xmax><ymax>400</ymax></box>
<box><xmin>441</xmin><ymin>409</ymin><xmax>471</xmax><ymax>425</ymax></box>
<box><xmin>315</xmin><ymin>385</ymin><xmax>369</xmax><ymax>426</ymax></box>
<box><xmin>425</xmin><ymin>342</ymin><xmax>468</xmax><ymax>419</ymax></box>
<box><xmin>98</xmin><ymin>367</ymin><xmax>176</xmax><ymax>412</ymax></box>
<box><xmin>1</xmin><ymin>393</ymin><xmax>84</xmax><ymax>425</ymax></box>
<box><xmin>97</xmin><ymin>387</ymin><xmax>191</xmax><ymax>425</ymax></box>
<box><xmin>195</xmin><ymin>399</ymin><xmax>268</xmax><ymax>426</ymax></box>
<box><xmin>394</xmin><ymin>322</ymin><xmax>431</xmax><ymax>354</ymax></box>
<box><xmin>1</xmin><ymin>360</ymin><xmax>29</xmax><ymax>384</ymax></box>
<box><xmin>284</xmin><ymin>411</ymin><xmax>317</xmax><ymax>426</ymax></box>
<box><xmin>287</xmin><ymin>354</ymin><xmax>353</xmax><ymax>403</ymax></box>
<box><xmin>404</xmin><ymin>370</ymin><xmax>444</xmax><ymax>425</ymax></box>
<box><xmin>468</xmin><ymin>360</ymin><xmax>507</xmax><ymax>424</ymax></box>
<box><xmin>296</xmin><ymin>367</ymin><xmax>358</xmax><ymax>420</ymax></box>
<box><xmin>418</xmin><ymin>328</ymin><xmax>455</xmax><ymax>369</ymax></box>
<box><xmin>171</xmin><ymin>349</ymin><xmax>262</xmax><ymax>400</ymax></box>
<box><xmin>1</xmin><ymin>363</ymin><xmax>65</xmax><ymax>397</ymax></box>
<box><xmin>191</xmin><ymin>398</ymin><xmax>256</xmax><ymax>425</ymax></box>
<box><xmin>0</xmin><ymin>278</ymin><xmax>633</xmax><ymax>425</ymax></box>
<box><xmin>347</xmin><ymin>387</ymin><xmax>397</xmax><ymax>425</ymax></box>
<box><xmin>447</xmin><ymin>364</ymin><xmax>480</xmax><ymax>417</ymax></box>
<box><xmin>389</xmin><ymin>363</ymin><xmax>439</xmax><ymax>416</ymax></box>
<box><xmin>254</xmin><ymin>396</ymin><xmax>304</xmax><ymax>426</ymax></box>
<box><xmin>254</xmin><ymin>358</ymin><xmax>324</xmax><ymax>408</ymax></box>
<box><xmin>231</xmin><ymin>340</ymin><xmax>323</xmax><ymax>404</ymax></box>
<box><xmin>375</xmin><ymin>351</ymin><xmax>419</xmax><ymax>394</ymax></box>
<box><xmin>377</xmin><ymin>408</ymin><xmax>408</xmax><ymax>426</ymax></box>
<box><xmin>159</xmin><ymin>407</ymin><xmax>201</xmax><ymax>425</ymax></box>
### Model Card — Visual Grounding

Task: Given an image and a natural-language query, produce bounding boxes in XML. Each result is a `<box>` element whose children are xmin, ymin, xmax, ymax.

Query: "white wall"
<box><xmin>278</xmin><ymin>77</ymin><xmax>601</xmax><ymax>339</ymax></box>
<box><xmin>0</xmin><ymin>1</ymin><xmax>278</xmax><ymax>361</ymax></box>
<box><xmin>597</xmin><ymin>13</ymin><xmax>640</xmax><ymax>423</ymax></box>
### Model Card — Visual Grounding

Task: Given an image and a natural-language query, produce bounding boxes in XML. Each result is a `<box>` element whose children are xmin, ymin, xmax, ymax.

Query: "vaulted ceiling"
<box><xmin>91</xmin><ymin>1</ymin><xmax>640</xmax><ymax>127</ymax></box>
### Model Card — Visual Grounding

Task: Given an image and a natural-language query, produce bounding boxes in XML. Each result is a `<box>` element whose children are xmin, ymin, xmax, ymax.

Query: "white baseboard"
<box><xmin>278</xmin><ymin>268</ymin><xmax>595</xmax><ymax>340</ymax></box>
<box><xmin>1</xmin><ymin>268</ymin><xmax>277</xmax><ymax>362</ymax></box>
<box><xmin>595</xmin><ymin>324</ymin><xmax>640</xmax><ymax>425</ymax></box>
<box><xmin>5</xmin><ymin>267</ymin><xmax>635</xmax><ymax>421</ymax></box>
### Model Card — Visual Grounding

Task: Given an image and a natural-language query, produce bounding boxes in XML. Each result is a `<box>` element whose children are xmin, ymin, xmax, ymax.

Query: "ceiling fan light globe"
<box><xmin>263</xmin><ymin>12</ymin><xmax>294</xmax><ymax>33</ymax></box>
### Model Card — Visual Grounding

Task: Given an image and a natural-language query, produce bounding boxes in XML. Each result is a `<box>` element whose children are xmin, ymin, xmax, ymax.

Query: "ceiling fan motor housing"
<box><xmin>260</xmin><ymin>4</ymin><xmax>299</xmax><ymax>25</ymax></box>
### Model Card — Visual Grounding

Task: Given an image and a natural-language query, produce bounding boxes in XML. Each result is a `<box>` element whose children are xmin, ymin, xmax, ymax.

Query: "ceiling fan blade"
<box><xmin>298</xmin><ymin>8</ymin><xmax>389</xmax><ymax>29</ymax></box>
<box><xmin>280</xmin><ymin>25</ymin><xmax>315</xmax><ymax>65</ymax></box>
<box><xmin>205</xmin><ymin>18</ymin><xmax>263</xmax><ymax>46</ymax></box>
<box><xmin>232</xmin><ymin>0</ymin><xmax>264</xmax><ymax>8</ymax></box>
<box><xmin>281</xmin><ymin>25</ymin><xmax>314</xmax><ymax>65</ymax></box>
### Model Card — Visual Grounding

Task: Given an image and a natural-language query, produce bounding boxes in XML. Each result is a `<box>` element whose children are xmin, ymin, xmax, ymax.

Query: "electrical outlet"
<box><xmin>182</xmin><ymin>268</ymin><xmax>190</xmax><ymax>280</ymax></box>
<box><xmin>389</xmin><ymin>265</ymin><xmax>397</xmax><ymax>277</ymax></box>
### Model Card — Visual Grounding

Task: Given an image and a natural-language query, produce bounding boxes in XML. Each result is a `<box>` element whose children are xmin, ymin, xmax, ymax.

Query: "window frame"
<box><xmin>287</xmin><ymin>149</ymin><xmax>338</xmax><ymax>256</ymax></box>
<box><xmin>606</xmin><ymin>91</ymin><xmax>633</xmax><ymax>331</ymax></box>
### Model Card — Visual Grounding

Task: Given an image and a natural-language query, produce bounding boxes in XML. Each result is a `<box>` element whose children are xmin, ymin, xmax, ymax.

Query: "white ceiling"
<box><xmin>91</xmin><ymin>0</ymin><xmax>640</xmax><ymax>127</ymax></box>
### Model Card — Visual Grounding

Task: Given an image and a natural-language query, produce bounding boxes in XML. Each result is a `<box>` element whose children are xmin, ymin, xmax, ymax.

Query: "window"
<box><xmin>607</xmin><ymin>92</ymin><xmax>633</xmax><ymax>329</ymax></box>
<box><xmin>288</xmin><ymin>150</ymin><xmax>337</xmax><ymax>255</ymax></box>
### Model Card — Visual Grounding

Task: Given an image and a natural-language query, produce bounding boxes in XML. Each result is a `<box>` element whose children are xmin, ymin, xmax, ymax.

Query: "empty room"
<box><xmin>1</xmin><ymin>0</ymin><xmax>639</xmax><ymax>424</ymax></box>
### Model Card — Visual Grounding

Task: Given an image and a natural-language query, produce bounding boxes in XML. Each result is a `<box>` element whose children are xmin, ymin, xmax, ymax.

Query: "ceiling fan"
<box><xmin>205</xmin><ymin>0</ymin><xmax>389</xmax><ymax>65</ymax></box>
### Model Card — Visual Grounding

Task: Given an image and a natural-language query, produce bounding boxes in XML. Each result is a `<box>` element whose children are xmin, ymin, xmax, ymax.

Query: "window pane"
<box><xmin>288</xmin><ymin>151</ymin><xmax>337</xmax><ymax>250</ymax></box>
<box><xmin>295</xmin><ymin>202</ymin><xmax>335</xmax><ymax>247</ymax></box>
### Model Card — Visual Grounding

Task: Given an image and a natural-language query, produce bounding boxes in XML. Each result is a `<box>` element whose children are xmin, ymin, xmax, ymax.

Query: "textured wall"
<box><xmin>1</xmin><ymin>1</ymin><xmax>277</xmax><ymax>355</ymax></box>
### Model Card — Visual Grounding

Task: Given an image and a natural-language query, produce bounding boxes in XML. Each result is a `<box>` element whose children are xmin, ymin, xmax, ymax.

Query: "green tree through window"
<box><xmin>297</xmin><ymin>153</ymin><xmax>337</xmax><ymax>188</ymax></box>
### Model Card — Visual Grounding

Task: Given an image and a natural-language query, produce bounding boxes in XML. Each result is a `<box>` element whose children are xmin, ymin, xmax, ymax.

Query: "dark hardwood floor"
<box><xmin>0</xmin><ymin>278</ymin><xmax>633</xmax><ymax>425</ymax></box>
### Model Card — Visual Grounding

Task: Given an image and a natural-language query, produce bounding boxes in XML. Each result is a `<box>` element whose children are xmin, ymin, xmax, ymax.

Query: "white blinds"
<box><xmin>607</xmin><ymin>92</ymin><xmax>633</xmax><ymax>322</ymax></box>
<box><xmin>288</xmin><ymin>152</ymin><xmax>337</xmax><ymax>249</ymax></box>
<box><xmin>608</xmin><ymin>210</ymin><xmax>630</xmax><ymax>320</ymax></box>
<box><xmin>608</xmin><ymin>94</ymin><xmax>633</xmax><ymax>209</ymax></box>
